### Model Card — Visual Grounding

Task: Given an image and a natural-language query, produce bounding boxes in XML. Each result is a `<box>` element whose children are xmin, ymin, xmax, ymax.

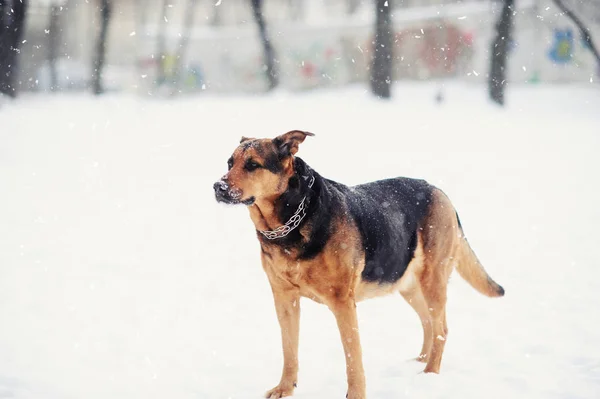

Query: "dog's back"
<box><xmin>331</xmin><ymin>177</ymin><xmax>434</xmax><ymax>284</ymax></box>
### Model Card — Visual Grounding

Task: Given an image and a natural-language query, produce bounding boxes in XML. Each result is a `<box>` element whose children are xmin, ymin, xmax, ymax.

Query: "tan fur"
<box><xmin>219</xmin><ymin>135</ymin><xmax>503</xmax><ymax>398</ymax></box>
<box><xmin>455</xmin><ymin>236</ymin><xmax>505</xmax><ymax>298</ymax></box>
<box><xmin>226</xmin><ymin>144</ymin><xmax>293</xmax><ymax>210</ymax></box>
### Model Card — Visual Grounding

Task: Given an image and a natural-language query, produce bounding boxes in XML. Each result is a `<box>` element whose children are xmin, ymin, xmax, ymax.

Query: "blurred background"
<box><xmin>1</xmin><ymin>0</ymin><xmax>599</xmax><ymax>102</ymax></box>
<box><xmin>1</xmin><ymin>2</ymin><xmax>600</xmax><ymax>399</ymax></box>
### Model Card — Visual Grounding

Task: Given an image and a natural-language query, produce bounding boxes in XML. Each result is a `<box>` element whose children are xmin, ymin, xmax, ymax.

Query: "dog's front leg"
<box><xmin>265</xmin><ymin>285</ymin><xmax>300</xmax><ymax>399</ymax></box>
<box><xmin>331</xmin><ymin>300</ymin><xmax>366</xmax><ymax>399</ymax></box>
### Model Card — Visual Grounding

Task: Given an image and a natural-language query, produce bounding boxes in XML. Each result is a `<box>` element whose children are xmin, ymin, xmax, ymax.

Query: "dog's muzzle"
<box><xmin>214</xmin><ymin>180</ymin><xmax>254</xmax><ymax>205</ymax></box>
<box><xmin>213</xmin><ymin>180</ymin><xmax>233</xmax><ymax>203</ymax></box>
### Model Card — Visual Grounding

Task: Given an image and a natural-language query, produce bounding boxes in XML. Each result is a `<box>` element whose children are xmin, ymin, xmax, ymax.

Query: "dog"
<box><xmin>213</xmin><ymin>130</ymin><xmax>504</xmax><ymax>399</ymax></box>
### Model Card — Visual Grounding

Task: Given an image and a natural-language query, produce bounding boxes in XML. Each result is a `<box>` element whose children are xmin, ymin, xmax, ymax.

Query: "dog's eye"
<box><xmin>227</xmin><ymin>157</ymin><xmax>234</xmax><ymax>170</ymax></box>
<box><xmin>244</xmin><ymin>160</ymin><xmax>261</xmax><ymax>172</ymax></box>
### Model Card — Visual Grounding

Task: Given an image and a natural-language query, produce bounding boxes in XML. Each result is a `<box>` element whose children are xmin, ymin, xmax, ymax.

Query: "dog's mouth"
<box><xmin>214</xmin><ymin>180</ymin><xmax>255</xmax><ymax>206</ymax></box>
<box><xmin>214</xmin><ymin>190</ymin><xmax>254</xmax><ymax>206</ymax></box>
<box><xmin>215</xmin><ymin>195</ymin><xmax>255</xmax><ymax>206</ymax></box>
<box><xmin>241</xmin><ymin>196</ymin><xmax>255</xmax><ymax>206</ymax></box>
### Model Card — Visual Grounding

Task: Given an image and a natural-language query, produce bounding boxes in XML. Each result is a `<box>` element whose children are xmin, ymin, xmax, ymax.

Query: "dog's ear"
<box><xmin>273</xmin><ymin>130</ymin><xmax>315</xmax><ymax>157</ymax></box>
<box><xmin>240</xmin><ymin>136</ymin><xmax>255</xmax><ymax>144</ymax></box>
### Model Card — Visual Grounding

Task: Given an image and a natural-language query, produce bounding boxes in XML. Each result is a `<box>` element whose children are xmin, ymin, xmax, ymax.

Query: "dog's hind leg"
<box><xmin>419</xmin><ymin>274</ymin><xmax>449</xmax><ymax>374</ymax></box>
<box><xmin>400</xmin><ymin>285</ymin><xmax>432</xmax><ymax>363</ymax></box>
<box><xmin>417</xmin><ymin>189</ymin><xmax>459</xmax><ymax>373</ymax></box>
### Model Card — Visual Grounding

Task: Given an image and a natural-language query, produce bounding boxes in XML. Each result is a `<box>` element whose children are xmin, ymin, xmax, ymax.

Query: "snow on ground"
<box><xmin>0</xmin><ymin>83</ymin><xmax>599</xmax><ymax>399</ymax></box>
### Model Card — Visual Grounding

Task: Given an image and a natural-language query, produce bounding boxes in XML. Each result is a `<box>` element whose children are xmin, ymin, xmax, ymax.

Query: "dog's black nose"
<box><xmin>213</xmin><ymin>181</ymin><xmax>228</xmax><ymax>193</ymax></box>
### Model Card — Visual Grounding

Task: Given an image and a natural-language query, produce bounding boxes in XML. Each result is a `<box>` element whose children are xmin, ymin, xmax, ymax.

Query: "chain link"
<box><xmin>259</xmin><ymin>174</ymin><xmax>315</xmax><ymax>240</ymax></box>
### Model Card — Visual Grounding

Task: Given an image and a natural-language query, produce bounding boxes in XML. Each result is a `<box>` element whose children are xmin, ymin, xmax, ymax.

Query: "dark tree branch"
<box><xmin>370</xmin><ymin>0</ymin><xmax>393</xmax><ymax>99</ymax></box>
<box><xmin>0</xmin><ymin>0</ymin><xmax>28</xmax><ymax>98</ymax></box>
<box><xmin>489</xmin><ymin>0</ymin><xmax>514</xmax><ymax>106</ymax></box>
<box><xmin>92</xmin><ymin>0</ymin><xmax>112</xmax><ymax>95</ymax></box>
<box><xmin>250</xmin><ymin>0</ymin><xmax>278</xmax><ymax>91</ymax></box>
<box><xmin>553</xmin><ymin>0</ymin><xmax>600</xmax><ymax>67</ymax></box>
<box><xmin>48</xmin><ymin>4</ymin><xmax>61</xmax><ymax>92</ymax></box>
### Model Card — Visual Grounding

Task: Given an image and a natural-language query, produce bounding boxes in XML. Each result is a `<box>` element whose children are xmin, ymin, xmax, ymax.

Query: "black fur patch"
<box><xmin>273</xmin><ymin>137</ymin><xmax>292</xmax><ymax>158</ymax></box>
<box><xmin>346</xmin><ymin>178</ymin><xmax>433</xmax><ymax>283</ymax></box>
<box><xmin>259</xmin><ymin>158</ymin><xmax>332</xmax><ymax>261</ymax></box>
<box><xmin>456</xmin><ymin>211</ymin><xmax>463</xmax><ymax>230</ymax></box>
<box><xmin>263</xmin><ymin>151</ymin><xmax>283</xmax><ymax>173</ymax></box>
<box><xmin>259</xmin><ymin>157</ymin><xmax>433</xmax><ymax>285</ymax></box>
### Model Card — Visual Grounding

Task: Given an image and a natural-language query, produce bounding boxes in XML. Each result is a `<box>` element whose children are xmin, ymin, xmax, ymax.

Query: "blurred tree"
<box><xmin>0</xmin><ymin>0</ymin><xmax>28</xmax><ymax>98</ymax></box>
<box><xmin>157</xmin><ymin>0</ymin><xmax>170</xmax><ymax>85</ymax></box>
<box><xmin>134</xmin><ymin>0</ymin><xmax>148</xmax><ymax>91</ymax></box>
<box><xmin>211</xmin><ymin>0</ymin><xmax>222</xmax><ymax>26</ymax></box>
<box><xmin>347</xmin><ymin>0</ymin><xmax>360</xmax><ymax>15</ymax></box>
<box><xmin>553</xmin><ymin>0</ymin><xmax>600</xmax><ymax>68</ymax></box>
<box><xmin>92</xmin><ymin>0</ymin><xmax>112</xmax><ymax>95</ymax></box>
<box><xmin>370</xmin><ymin>0</ymin><xmax>393</xmax><ymax>99</ymax></box>
<box><xmin>47</xmin><ymin>2</ymin><xmax>61</xmax><ymax>92</ymax></box>
<box><xmin>287</xmin><ymin>0</ymin><xmax>304</xmax><ymax>21</ymax></box>
<box><xmin>172</xmin><ymin>0</ymin><xmax>198</xmax><ymax>90</ymax></box>
<box><xmin>489</xmin><ymin>0</ymin><xmax>513</xmax><ymax>106</ymax></box>
<box><xmin>250</xmin><ymin>0</ymin><xmax>278</xmax><ymax>90</ymax></box>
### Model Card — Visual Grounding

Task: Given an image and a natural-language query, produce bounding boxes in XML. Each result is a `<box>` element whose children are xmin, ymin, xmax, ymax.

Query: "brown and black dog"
<box><xmin>213</xmin><ymin>130</ymin><xmax>504</xmax><ymax>399</ymax></box>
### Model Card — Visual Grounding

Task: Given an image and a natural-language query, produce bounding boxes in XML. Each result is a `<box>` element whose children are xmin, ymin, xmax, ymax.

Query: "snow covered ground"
<box><xmin>1</xmin><ymin>83</ymin><xmax>599</xmax><ymax>399</ymax></box>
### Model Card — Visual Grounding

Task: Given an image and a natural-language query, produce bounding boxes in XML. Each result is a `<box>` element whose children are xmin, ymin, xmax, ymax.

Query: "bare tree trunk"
<box><xmin>211</xmin><ymin>1</ymin><xmax>222</xmax><ymax>26</ymax></box>
<box><xmin>553</xmin><ymin>0</ymin><xmax>600</xmax><ymax>67</ymax></box>
<box><xmin>0</xmin><ymin>0</ymin><xmax>8</xmax><ymax>95</ymax></box>
<box><xmin>347</xmin><ymin>0</ymin><xmax>360</xmax><ymax>15</ymax></box>
<box><xmin>48</xmin><ymin>3</ymin><xmax>61</xmax><ymax>92</ymax></box>
<box><xmin>489</xmin><ymin>0</ymin><xmax>513</xmax><ymax>106</ymax></box>
<box><xmin>250</xmin><ymin>0</ymin><xmax>278</xmax><ymax>91</ymax></box>
<box><xmin>92</xmin><ymin>0</ymin><xmax>112</xmax><ymax>95</ymax></box>
<box><xmin>370</xmin><ymin>0</ymin><xmax>393</xmax><ymax>99</ymax></box>
<box><xmin>0</xmin><ymin>0</ymin><xmax>28</xmax><ymax>98</ymax></box>
<box><xmin>156</xmin><ymin>0</ymin><xmax>169</xmax><ymax>85</ymax></box>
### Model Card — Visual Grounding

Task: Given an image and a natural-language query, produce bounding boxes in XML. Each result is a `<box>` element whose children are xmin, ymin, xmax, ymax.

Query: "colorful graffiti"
<box><xmin>137</xmin><ymin>54</ymin><xmax>205</xmax><ymax>92</ymax></box>
<box><xmin>286</xmin><ymin>41</ymin><xmax>345</xmax><ymax>88</ymax></box>
<box><xmin>218</xmin><ymin>52</ymin><xmax>268</xmax><ymax>91</ymax></box>
<box><xmin>358</xmin><ymin>23</ymin><xmax>474</xmax><ymax>80</ymax></box>
<box><xmin>548</xmin><ymin>28</ymin><xmax>574</xmax><ymax>64</ymax></box>
<box><xmin>136</xmin><ymin>22</ymin><xmax>475</xmax><ymax>92</ymax></box>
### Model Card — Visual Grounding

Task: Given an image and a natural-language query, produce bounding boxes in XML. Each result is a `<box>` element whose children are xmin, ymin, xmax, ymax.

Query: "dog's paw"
<box><xmin>422</xmin><ymin>365</ymin><xmax>440</xmax><ymax>374</ymax></box>
<box><xmin>345</xmin><ymin>385</ymin><xmax>366</xmax><ymax>399</ymax></box>
<box><xmin>265</xmin><ymin>381</ymin><xmax>296</xmax><ymax>398</ymax></box>
<box><xmin>345</xmin><ymin>390</ymin><xmax>366</xmax><ymax>399</ymax></box>
<box><xmin>415</xmin><ymin>353</ymin><xmax>428</xmax><ymax>363</ymax></box>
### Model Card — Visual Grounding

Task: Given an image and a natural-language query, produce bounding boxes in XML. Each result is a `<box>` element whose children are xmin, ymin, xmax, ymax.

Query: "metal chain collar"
<box><xmin>259</xmin><ymin>174</ymin><xmax>315</xmax><ymax>240</ymax></box>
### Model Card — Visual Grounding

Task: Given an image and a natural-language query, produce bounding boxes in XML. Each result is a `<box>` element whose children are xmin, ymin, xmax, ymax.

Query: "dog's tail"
<box><xmin>455</xmin><ymin>214</ymin><xmax>505</xmax><ymax>298</ymax></box>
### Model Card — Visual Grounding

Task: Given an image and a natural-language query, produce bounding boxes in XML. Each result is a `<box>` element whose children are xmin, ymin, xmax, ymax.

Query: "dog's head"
<box><xmin>213</xmin><ymin>130</ymin><xmax>314</xmax><ymax>205</ymax></box>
